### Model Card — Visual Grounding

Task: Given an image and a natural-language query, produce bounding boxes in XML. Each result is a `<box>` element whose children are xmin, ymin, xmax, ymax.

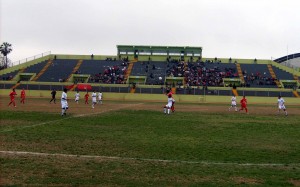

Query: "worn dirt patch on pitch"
<box><xmin>1</xmin><ymin>97</ymin><xmax>300</xmax><ymax>116</ymax></box>
<box><xmin>0</xmin><ymin>120</ymin><xmax>32</xmax><ymax>127</ymax></box>
<box><xmin>231</xmin><ymin>176</ymin><xmax>263</xmax><ymax>185</ymax></box>
<box><xmin>0</xmin><ymin>98</ymin><xmax>139</xmax><ymax>116</ymax></box>
<box><xmin>289</xmin><ymin>179</ymin><xmax>300</xmax><ymax>186</ymax></box>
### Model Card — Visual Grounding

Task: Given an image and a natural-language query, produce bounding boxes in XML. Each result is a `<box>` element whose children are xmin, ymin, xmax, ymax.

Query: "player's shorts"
<box><xmin>61</xmin><ymin>101</ymin><xmax>68</xmax><ymax>109</ymax></box>
<box><xmin>231</xmin><ymin>101</ymin><xmax>236</xmax><ymax>106</ymax></box>
<box><xmin>279</xmin><ymin>105</ymin><xmax>286</xmax><ymax>110</ymax></box>
<box><xmin>166</xmin><ymin>103</ymin><xmax>172</xmax><ymax>108</ymax></box>
<box><xmin>92</xmin><ymin>98</ymin><xmax>97</xmax><ymax>103</ymax></box>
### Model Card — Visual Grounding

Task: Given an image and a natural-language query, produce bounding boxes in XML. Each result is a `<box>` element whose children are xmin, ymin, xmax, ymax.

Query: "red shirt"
<box><xmin>167</xmin><ymin>91</ymin><xmax>173</xmax><ymax>97</ymax></box>
<box><xmin>9</xmin><ymin>91</ymin><xmax>17</xmax><ymax>100</ymax></box>
<box><xmin>85</xmin><ymin>93</ymin><xmax>89</xmax><ymax>100</ymax></box>
<box><xmin>240</xmin><ymin>98</ymin><xmax>247</xmax><ymax>107</ymax></box>
<box><xmin>21</xmin><ymin>90</ymin><xmax>26</xmax><ymax>98</ymax></box>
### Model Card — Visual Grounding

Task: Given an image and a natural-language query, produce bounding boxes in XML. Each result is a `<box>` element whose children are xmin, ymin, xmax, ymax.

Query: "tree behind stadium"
<box><xmin>0</xmin><ymin>42</ymin><xmax>13</xmax><ymax>69</ymax></box>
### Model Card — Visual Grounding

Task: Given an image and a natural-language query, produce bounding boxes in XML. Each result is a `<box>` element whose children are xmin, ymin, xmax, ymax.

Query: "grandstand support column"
<box><xmin>267</xmin><ymin>64</ymin><xmax>281</xmax><ymax>88</ymax></box>
<box><xmin>32</xmin><ymin>59</ymin><xmax>53</xmax><ymax>81</ymax></box>
<box><xmin>235</xmin><ymin>64</ymin><xmax>245</xmax><ymax>83</ymax></box>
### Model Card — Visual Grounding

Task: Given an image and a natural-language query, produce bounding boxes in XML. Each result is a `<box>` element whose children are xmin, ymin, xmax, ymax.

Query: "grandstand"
<box><xmin>1</xmin><ymin>45</ymin><xmax>300</xmax><ymax>97</ymax></box>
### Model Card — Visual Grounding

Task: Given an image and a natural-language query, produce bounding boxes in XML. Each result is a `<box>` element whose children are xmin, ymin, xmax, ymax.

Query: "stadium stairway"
<box><xmin>235</xmin><ymin>64</ymin><xmax>245</xmax><ymax>83</ymax></box>
<box><xmin>267</xmin><ymin>64</ymin><xmax>281</xmax><ymax>88</ymax></box>
<box><xmin>130</xmin><ymin>87</ymin><xmax>136</xmax><ymax>93</ymax></box>
<box><xmin>11</xmin><ymin>83</ymin><xmax>21</xmax><ymax>90</ymax></box>
<box><xmin>182</xmin><ymin>61</ymin><xmax>188</xmax><ymax>87</ymax></box>
<box><xmin>32</xmin><ymin>59</ymin><xmax>53</xmax><ymax>81</ymax></box>
<box><xmin>10</xmin><ymin>67</ymin><xmax>27</xmax><ymax>89</ymax></box>
<box><xmin>69</xmin><ymin>84</ymin><xmax>77</xmax><ymax>91</ymax></box>
<box><xmin>18</xmin><ymin>67</ymin><xmax>27</xmax><ymax>73</ymax></box>
<box><xmin>124</xmin><ymin>59</ymin><xmax>138</xmax><ymax>82</ymax></box>
<box><xmin>171</xmin><ymin>87</ymin><xmax>176</xmax><ymax>94</ymax></box>
<box><xmin>66</xmin><ymin>60</ymin><xmax>83</xmax><ymax>82</ymax></box>
<box><xmin>294</xmin><ymin>75</ymin><xmax>299</xmax><ymax>82</ymax></box>
<box><xmin>293</xmin><ymin>90</ymin><xmax>300</xmax><ymax>98</ymax></box>
<box><xmin>232</xmin><ymin>89</ymin><xmax>238</xmax><ymax>96</ymax></box>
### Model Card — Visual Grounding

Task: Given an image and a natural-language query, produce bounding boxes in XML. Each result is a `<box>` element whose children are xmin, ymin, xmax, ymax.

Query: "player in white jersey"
<box><xmin>163</xmin><ymin>92</ymin><xmax>173</xmax><ymax>115</ymax></box>
<box><xmin>277</xmin><ymin>96</ymin><xmax>287</xmax><ymax>116</ymax></box>
<box><xmin>91</xmin><ymin>91</ymin><xmax>97</xmax><ymax>108</ymax></box>
<box><xmin>61</xmin><ymin>88</ymin><xmax>68</xmax><ymax>116</ymax></box>
<box><xmin>98</xmin><ymin>92</ymin><xmax>103</xmax><ymax>104</ymax></box>
<box><xmin>75</xmin><ymin>91</ymin><xmax>80</xmax><ymax>104</ymax></box>
<box><xmin>229</xmin><ymin>96</ymin><xmax>237</xmax><ymax>111</ymax></box>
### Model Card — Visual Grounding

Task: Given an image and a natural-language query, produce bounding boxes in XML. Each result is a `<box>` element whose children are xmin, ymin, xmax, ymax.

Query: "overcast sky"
<box><xmin>1</xmin><ymin>0</ymin><xmax>299</xmax><ymax>63</ymax></box>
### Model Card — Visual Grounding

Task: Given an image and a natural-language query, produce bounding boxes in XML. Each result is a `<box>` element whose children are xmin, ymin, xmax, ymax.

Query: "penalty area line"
<box><xmin>0</xmin><ymin>103</ymin><xmax>144</xmax><ymax>133</ymax></box>
<box><xmin>0</xmin><ymin>150</ymin><xmax>298</xmax><ymax>167</ymax></box>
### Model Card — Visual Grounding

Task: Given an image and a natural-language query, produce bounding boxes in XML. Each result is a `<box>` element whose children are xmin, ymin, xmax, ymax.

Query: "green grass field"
<box><xmin>1</xmin><ymin>104</ymin><xmax>300</xmax><ymax>186</ymax></box>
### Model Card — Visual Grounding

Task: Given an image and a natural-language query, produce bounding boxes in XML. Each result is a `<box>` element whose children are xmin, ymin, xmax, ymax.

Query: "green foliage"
<box><xmin>0</xmin><ymin>42</ymin><xmax>13</xmax><ymax>68</ymax></box>
<box><xmin>0</xmin><ymin>42</ymin><xmax>13</xmax><ymax>56</ymax></box>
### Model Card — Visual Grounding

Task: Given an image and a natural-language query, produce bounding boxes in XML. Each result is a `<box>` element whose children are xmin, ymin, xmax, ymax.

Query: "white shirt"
<box><xmin>61</xmin><ymin>92</ymin><xmax>67</xmax><ymax>102</ymax></box>
<box><xmin>61</xmin><ymin>91</ymin><xmax>68</xmax><ymax>109</ymax></box>
<box><xmin>92</xmin><ymin>92</ymin><xmax>97</xmax><ymax>102</ymax></box>
<box><xmin>278</xmin><ymin>98</ymin><xmax>285</xmax><ymax>107</ymax></box>
<box><xmin>98</xmin><ymin>93</ymin><xmax>102</xmax><ymax>100</ymax></box>
<box><xmin>231</xmin><ymin>96</ymin><xmax>237</xmax><ymax>105</ymax></box>
<box><xmin>75</xmin><ymin>93</ymin><xmax>80</xmax><ymax>100</ymax></box>
<box><xmin>231</xmin><ymin>96</ymin><xmax>236</xmax><ymax>102</ymax></box>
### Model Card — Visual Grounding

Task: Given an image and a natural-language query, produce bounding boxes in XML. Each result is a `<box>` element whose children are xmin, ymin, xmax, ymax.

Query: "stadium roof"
<box><xmin>117</xmin><ymin>45</ymin><xmax>202</xmax><ymax>56</ymax></box>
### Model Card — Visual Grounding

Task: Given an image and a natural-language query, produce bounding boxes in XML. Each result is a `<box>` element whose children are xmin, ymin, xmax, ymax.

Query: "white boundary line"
<box><xmin>0</xmin><ymin>150</ymin><xmax>298</xmax><ymax>167</ymax></box>
<box><xmin>0</xmin><ymin>103</ymin><xmax>144</xmax><ymax>133</ymax></box>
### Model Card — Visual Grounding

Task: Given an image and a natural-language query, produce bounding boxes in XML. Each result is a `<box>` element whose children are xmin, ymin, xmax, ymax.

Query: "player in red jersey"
<box><xmin>8</xmin><ymin>88</ymin><xmax>17</xmax><ymax>107</ymax></box>
<box><xmin>20</xmin><ymin>88</ymin><xmax>26</xmax><ymax>104</ymax></box>
<box><xmin>239</xmin><ymin>96</ymin><xmax>248</xmax><ymax>114</ymax></box>
<box><xmin>84</xmin><ymin>92</ymin><xmax>89</xmax><ymax>104</ymax></box>
<box><xmin>171</xmin><ymin>98</ymin><xmax>175</xmax><ymax>113</ymax></box>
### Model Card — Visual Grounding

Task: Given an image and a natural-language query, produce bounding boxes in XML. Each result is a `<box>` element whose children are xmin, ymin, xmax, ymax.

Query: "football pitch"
<box><xmin>1</xmin><ymin>98</ymin><xmax>300</xmax><ymax>186</ymax></box>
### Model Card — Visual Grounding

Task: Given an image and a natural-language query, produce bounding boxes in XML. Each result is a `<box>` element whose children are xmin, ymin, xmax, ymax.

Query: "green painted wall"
<box><xmin>53</xmin><ymin>54</ymin><xmax>117</xmax><ymax>60</ymax></box>
<box><xmin>1</xmin><ymin>89</ymin><xmax>299</xmax><ymax>104</ymax></box>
